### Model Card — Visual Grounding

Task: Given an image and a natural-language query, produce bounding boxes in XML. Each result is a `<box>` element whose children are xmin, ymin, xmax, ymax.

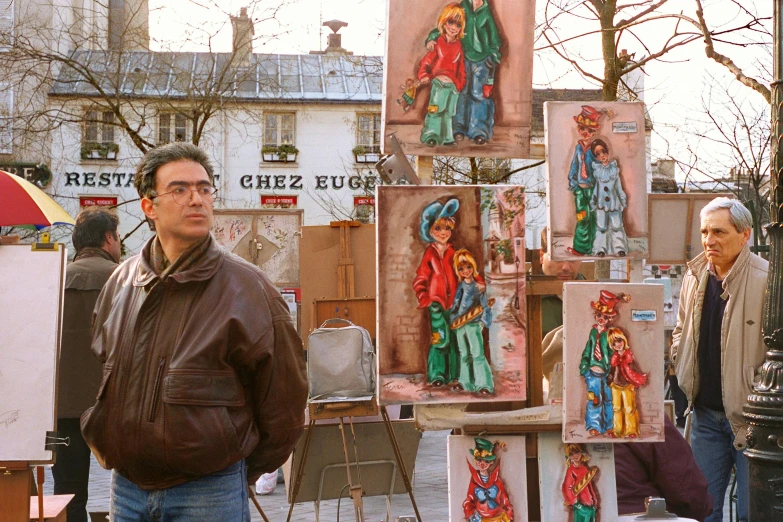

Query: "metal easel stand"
<box><xmin>285</xmin><ymin>404</ymin><xmax>423</xmax><ymax>522</ymax></box>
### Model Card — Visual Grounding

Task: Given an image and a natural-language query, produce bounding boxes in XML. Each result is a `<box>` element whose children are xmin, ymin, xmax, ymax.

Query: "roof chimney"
<box><xmin>311</xmin><ymin>20</ymin><xmax>352</xmax><ymax>55</ymax></box>
<box><xmin>230</xmin><ymin>7</ymin><xmax>254</xmax><ymax>65</ymax></box>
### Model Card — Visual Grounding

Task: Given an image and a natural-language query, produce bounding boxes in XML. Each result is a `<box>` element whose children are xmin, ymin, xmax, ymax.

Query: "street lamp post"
<box><xmin>742</xmin><ymin>1</ymin><xmax>783</xmax><ymax>518</ymax></box>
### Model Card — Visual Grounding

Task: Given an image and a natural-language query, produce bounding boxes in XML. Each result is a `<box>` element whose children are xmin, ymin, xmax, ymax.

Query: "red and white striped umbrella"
<box><xmin>0</xmin><ymin>170</ymin><xmax>75</xmax><ymax>229</ymax></box>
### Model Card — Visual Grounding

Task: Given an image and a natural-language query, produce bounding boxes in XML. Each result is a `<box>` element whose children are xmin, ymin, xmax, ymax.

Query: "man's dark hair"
<box><xmin>73</xmin><ymin>206</ymin><xmax>120</xmax><ymax>252</ymax></box>
<box><xmin>134</xmin><ymin>142</ymin><xmax>215</xmax><ymax>199</ymax></box>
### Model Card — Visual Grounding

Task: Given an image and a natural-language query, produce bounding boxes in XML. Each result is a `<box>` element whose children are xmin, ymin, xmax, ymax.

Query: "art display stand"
<box><xmin>0</xmin><ymin>461</ymin><xmax>32</xmax><ymax>522</ymax></box>
<box><xmin>285</xmin><ymin>400</ymin><xmax>422</xmax><ymax>522</ymax></box>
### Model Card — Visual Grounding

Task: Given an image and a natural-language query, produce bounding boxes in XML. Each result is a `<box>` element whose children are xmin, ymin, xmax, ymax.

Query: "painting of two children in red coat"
<box><xmin>563</xmin><ymin>283</ymin><xmax>665</xmax><ymax>443</ymax></box>
<box><xmin>544</xmin><ymin>102</ymin><xmax>649</xmax><ymax>262</ymax></box>
<box><xmin>377</xmin><ymin>185</ymin><xmax>526</xmax><ymax>405</ymax></box>
<box><xmin>383</xmin><ymin>0</ymin><xmax>536</xmax><ymax>158</ymax></box>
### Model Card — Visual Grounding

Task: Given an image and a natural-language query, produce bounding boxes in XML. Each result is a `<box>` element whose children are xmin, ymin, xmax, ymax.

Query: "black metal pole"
<box><xmin>742</xmin><ymin>1</ymin><xmax>783</xmax><ymax>518</ymax></box>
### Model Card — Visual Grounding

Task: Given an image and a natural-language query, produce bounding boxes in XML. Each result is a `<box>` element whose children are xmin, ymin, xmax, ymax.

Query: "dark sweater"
<box><xmin>695</xmin><ymin>272</ymin><xmax>727</xmax><ymax>411</ymax></box>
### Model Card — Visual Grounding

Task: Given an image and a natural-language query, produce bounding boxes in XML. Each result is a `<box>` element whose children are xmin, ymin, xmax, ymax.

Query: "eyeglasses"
<box><xmin>151</xmin><ymin>184</ymin><xmax>218</xmax><ymax>206</ymax></box>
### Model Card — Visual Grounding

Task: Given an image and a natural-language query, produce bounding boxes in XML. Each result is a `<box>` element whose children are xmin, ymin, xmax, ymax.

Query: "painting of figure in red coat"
<box><xmin>382</xmin><ymin>0</ymin><xmax>536</xmax><ymax>159</ymax></box>
<box><xmin>448</xmin><ymin>435</ymin><xmax>526</xmax><ymax>522</ymax></box>
<box><xmin>377</xmin><ymin>185</ymin><xmax>526</xmax><ymax>405</ymax></box>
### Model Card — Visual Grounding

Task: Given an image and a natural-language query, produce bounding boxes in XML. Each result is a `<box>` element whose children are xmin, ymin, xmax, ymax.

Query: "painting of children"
<box><xmin>606</xmin><ymin>327</ymin><xmax>647</xmax><ymax>439</ymax></box>
<box><xmin>448</xmin><ymin>435</ymin><xmax>526</xmax><ymax>522</ymax></box>
<box><xmin>450</xmin><ymin>249</ymin><xmax>494</xmax><ymax>395</ymax></box>
<box><xmin>563</xmin><ymin>283</ymin><xmax>664</xmax><ymax>442</ymax></box>
<box><xmin>383</xmin><ymin>0</ymin><xmax>536</xmax><ymax>158</ymax></box>
<box><xmin>417</xmin><ymin>3</ymin><xmax>467</xmax><ymax>146</ymax></box>
<box><xmin>590</xmin><ymin>139</ymin><xmax>629</xmax><ymax>257</ymax></box>
<box><xmin>378</xmin><ymin>186</ymin><xmax>526</xmax><ymax>405</ymax></box>
<box><xmin>545</xmin><ymin>101</ymin><xmax>648</xmax><ymax>261</ymax></box>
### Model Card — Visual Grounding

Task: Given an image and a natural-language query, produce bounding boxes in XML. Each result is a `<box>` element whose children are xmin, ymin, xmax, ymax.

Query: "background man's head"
<box><xmin>699</xmin><ymin>197</ymin><xmax>752</xmax><ymax>275</ymax></box>
<box><xmin>72</xmin><ymin>206</ymin><xmax>121</xmax><ymax>262</ymax></box>
<box><xmin>135</xmin><ymin>143</ymin><xmax>216</xmax><ymax>251</ymax></box>
<box><xmin>540</xmin><ymin>227</ymin><xmax>582</xmax><ymax>280</ymax></box>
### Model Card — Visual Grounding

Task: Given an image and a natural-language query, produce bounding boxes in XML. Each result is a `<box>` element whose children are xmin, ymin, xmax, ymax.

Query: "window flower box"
<box><xmin>262</xmin><ymin>144</ymin><xmax>299</xmax><ymax>163</ymax></box>
<box><xmin>81</xmin><ymin>142</ymin><xmax>119</xmax><ymax>160</ymax></box>
<box><xmin>352</xmin><ymin>146</ymin><xmax>381</xmax><ymax>164</ymax></box>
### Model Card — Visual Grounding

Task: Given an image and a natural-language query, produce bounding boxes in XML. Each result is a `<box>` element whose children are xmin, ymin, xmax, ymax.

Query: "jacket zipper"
<box><xmin>147</xmin><ymin>356</ymin><xmax>166</xmax><ymax>422</ymax></box>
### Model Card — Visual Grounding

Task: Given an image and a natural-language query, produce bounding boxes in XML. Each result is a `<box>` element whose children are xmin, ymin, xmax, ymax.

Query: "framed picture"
<box><xmin>382</xmin><ymin>0</ymin><xmax>536</xmax><ymax>158</ymax></box>
<box><xmin>545</xmin><ymin>101</ymin><xmax>648</xmax><ymax>261</ymax></box>
<box><xmin>377</xmin><ymin>185</ymin><xmax>526</xmax><ymax>405</ymax></box>
<box><xmin>563</xmin><ymin>282</ymin><xmax>665</xmax><ymax>443</ymax></box>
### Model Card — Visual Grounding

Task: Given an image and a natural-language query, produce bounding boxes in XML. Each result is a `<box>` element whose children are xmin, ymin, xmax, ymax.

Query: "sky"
<box><xmin>148</xmin><ymin>0</ymin><xmax>772</xmax><ymax>181</ymax></box>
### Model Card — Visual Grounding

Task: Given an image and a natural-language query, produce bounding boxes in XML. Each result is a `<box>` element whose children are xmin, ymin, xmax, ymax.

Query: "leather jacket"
<box><xmin>81</xmin><ymin>235</ymin><xmax>307</xmax><ymax>490</ymax></box>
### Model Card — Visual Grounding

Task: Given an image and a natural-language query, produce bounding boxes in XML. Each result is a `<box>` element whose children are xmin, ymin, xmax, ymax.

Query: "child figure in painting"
<box><xmin>464</xmin><ymin>438</ymin><xmax>514</xmax><ymax>522</ymax></box>
<box><xmin>414</xmin><ymin>199</ymin><xmax>483</xmax><ymax>388</ymax></box>
<box><xmin>450</xmin><ymin>249</ymin><xmax>494</xmax><ymax>395</ymax></box>
<box><xmin>607</xmin><ymin>328</ymin><xmax>647</xmax><ymax>438</ymax></box>
<box><xmin>579</xmin><ymin>290</ymin><xmax>630</xmax><ymax>436</ymax></box>
<box><xmin>590</xmin><ymin>139</ymin><xmax>629</xmax><ymax>257</ymax></box>
<box><xmin>397</xmin><ymin>78</ymin><xmax>418</xmax><ymax>112</ymax></box>
<box><xmin>562</xmin><ymin>443</ymin><xmax>599</xmax><ymax>522</ymax></box>
<box><xmin>566</xmin><ymin>106</ymin><xmax>602</xmax><ymax>257</ymax></box>
<box><xmin>417</xmin><ymin>3</ymin><xmax>467</xmax><ymax>147</ymax></box>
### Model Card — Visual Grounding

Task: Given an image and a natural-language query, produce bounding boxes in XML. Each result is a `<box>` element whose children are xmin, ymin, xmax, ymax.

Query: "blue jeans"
<box><xmin>584</xmin><ymin>370</ymin><xmax>612</xmax><ymax>433</ymax></box>
<box><xmin>454</xmin><ymin>58</ymin><xmax>495</xmax><ymax>141</ymax></box>
<box><xmin>691</xmin><ymin>406</ymin><xmax>749</xmax><ymax>522</ymax></box>
<box><xmin>110</xmin><ymin>460</ymin><xmax>251</xmax><ymax>522</ymax></box>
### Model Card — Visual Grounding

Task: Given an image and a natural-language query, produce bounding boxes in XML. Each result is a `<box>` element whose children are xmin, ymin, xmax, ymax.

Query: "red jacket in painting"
<box><xmin>562</xmin><ymin>462</ymin><xmax>598</xmax><ymax>507</ymax></box>
<box><xmin>413</xmin><ymin>244</ymin><xmax>484</xmax><ymax>310</ymax></box>
<box><xmin>417</xmin><ymin>34</ymin><xmax>467</xmax><ymax>92</ymax></box>
<box><xmin>610</xmin><ymin>350</ymin><xmax>647</xmax><ymax>387</ymax></box>
<box><xmin>463</xmin><ymin>461</ymin><xmax>514</xmax><ymax>520</ymax></box>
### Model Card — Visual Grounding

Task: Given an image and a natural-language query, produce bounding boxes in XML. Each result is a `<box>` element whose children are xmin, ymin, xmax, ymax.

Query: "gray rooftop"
<box><xmin>49</xmin><ymin>51</ymin><xmax>383</xmax><ymax>102</ymax></box>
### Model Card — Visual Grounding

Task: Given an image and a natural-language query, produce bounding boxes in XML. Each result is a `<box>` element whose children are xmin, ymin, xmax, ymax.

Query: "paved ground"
<box><xmin>42</xmin><ymin>427</ymin><xmax>734</xmax><ymax>521</ymax></box>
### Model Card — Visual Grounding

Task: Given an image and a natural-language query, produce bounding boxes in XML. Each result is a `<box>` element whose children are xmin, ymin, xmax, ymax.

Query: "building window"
<box><xmin>0</xmin><ymin>83</ymin><xmax>12</xmax><ymax>154</ymax></box>
<box><xmin>262</xmin><ymin>113</ymin><xmax>297</xmax><ymax>162</ymax></box>
<box><xmin>354</xmin><ymin>113</ymin><xmax>381</xmax><ymax>163</ymax></box>
<box><xmin>158</xmin><ymin>112</ymin><xmax>188</xmax><ymax>144</ymax></box>
<box><xmin>82</xmin><ymin>109</ymin><xmax>118</xmax><ymax>160</ymax></box>
<box><xmin>0</xmin><ymin>0</ymin><xmax>14</xmax><ymax>52</ymax></box>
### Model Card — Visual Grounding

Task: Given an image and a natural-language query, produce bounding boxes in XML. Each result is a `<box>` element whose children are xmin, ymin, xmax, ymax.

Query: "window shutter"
<box><xmin>0</xmin><ymin>0</ymin><xmax>14</xmax><ymax>52</ymax></box>
<box><xmin>0</xmin><ymin>84</ymin><xmax>13</xmax><ymax>154</ymax></box>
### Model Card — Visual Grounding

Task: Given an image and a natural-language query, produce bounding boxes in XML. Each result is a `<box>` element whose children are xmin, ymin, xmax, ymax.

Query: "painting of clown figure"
<box><xmin>448</xmin><ymin>435</ymin><xmax>526</xmax><ymax>522</ymax></box>
<box><xmin>544</xmin><ymin>101</ymin><xmax>648</xmax><ymax>262</ymax></box>
<box><xmin>563</xmin><ymin>283</ymin><xmax>664</xmax><ymax>443</ymax></box>
<box><xmin>377</xmin><ymin>185</ymin><xmax>526</xmax><ymax>405</ymax></box>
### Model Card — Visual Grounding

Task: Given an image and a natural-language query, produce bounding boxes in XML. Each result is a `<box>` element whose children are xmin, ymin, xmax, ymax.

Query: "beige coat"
<box><xmin>671</xmin><ymin>246</ymin><xmax>768</xmax><ymax>444</ymax></box>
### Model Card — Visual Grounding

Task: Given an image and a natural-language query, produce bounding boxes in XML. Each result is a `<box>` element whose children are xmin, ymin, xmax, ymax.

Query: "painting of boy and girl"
<box><xmin>545</xmin><ymin>102</ymin><xmax>649</xmax><ymax>261</ymax></box>
<box><xmin>563</xmin><ymin>283</ymin><xmax>665</xmax><ymax>443</ymax></box>
<box><xmin>377</xmin><ymin>185</ymin><xmax>526</xmax><ymax>405</ymax></box>
<box><xmin>382</xmin><ymin>0</ymin><xmax>536</xmax><ymax>158</ymax></box>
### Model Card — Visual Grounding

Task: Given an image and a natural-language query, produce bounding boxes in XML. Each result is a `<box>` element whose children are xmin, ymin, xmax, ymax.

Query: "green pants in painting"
<box><xmin>420</xmin><ymin>79</ymin><xmax>459</xmax><ymax>146</ymax></box>
<box><xmin>455</xmin><ymin>322</ymin><xmax>494</xmax><ymax>392</ymax></box>
<box><xmin>571</xmin><ymin>186</ymin><xmax>595</xmax><ymax>255</ymax></box>
<box><xmin>427</xmin><ymin>303</ymin><xmax>458</xmax><ymax>384</ymax></box>
<box><xmin>571</xmin><ymin>503</ymin><xmax>597</xmax><ymax>522</ymax></box>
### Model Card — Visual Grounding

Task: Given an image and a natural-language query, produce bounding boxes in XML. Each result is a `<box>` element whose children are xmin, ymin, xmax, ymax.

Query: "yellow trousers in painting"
<box><xmin>610</xmin><ymin>382</ymin><xmax>640</xmax><ymax>437</ymax></box>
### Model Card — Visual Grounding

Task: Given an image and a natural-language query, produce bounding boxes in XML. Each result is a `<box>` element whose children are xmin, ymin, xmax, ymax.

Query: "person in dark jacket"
<box><xmin>52</xmin><ymin>206</ymin><xmax>121</xmax><ymax>522</ymax></box>
<box><xmin>80</xmin><ymin>143</ymin><xmax>308</xmax><ymax>521</ymax></box>
<box><xmin>615</xmin><ymin>416</ymin><xmax>713</xmax><ymax>521</ymax></box>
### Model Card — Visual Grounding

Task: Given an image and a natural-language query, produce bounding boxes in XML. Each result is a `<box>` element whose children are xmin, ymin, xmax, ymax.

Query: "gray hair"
<box><xmin>72</xmin><ymin>206</ymin><xmax>119</xmax><ymax>252</ymax></box>
<box><xmin>134</xmin><ymin>142</ymin><xmax>215</xmax><ymax>199</ymax></box>
<box><xmin>700</xmin><ymin>197</ymin><xmax>753</xmax><ymax>233</ymax></box>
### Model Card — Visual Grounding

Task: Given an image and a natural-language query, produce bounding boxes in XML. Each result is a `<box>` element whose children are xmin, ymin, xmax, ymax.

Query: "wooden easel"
<box><xmin>288</xmin><ymin>221</ymin><xmax>422</xmax><ymax>522</ymax></box>
<box><xmin>0</xmin><ymin>462</ymin><xmax>52</xmax><ymax>522</ymax></box>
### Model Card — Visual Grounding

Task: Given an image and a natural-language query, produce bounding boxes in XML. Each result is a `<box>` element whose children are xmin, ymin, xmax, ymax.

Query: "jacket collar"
<box><xmin>686</xmin><ymin>245</ymin><xmax>751</xmax><ymax>289</ymax></box>
<box><xmin>74</xmin><ymin>246</ymin><xmax>116</xmax><ymax>263</ymax></box>
<box><xmin>134</xmin><ymin>234</ymin><xmax>224</xmax><ymax>287</ymax></box>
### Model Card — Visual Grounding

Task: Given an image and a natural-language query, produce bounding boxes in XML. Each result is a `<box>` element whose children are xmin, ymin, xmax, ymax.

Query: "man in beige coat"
<box><xmin>671</xmin><ymin>197</ymin><xmax>768</xmax><ymax>522</ymax></box>
<box><xmin>53</xmin><ymin>207</ymin><xmax>120</xmax><ymax>522</ymax></box>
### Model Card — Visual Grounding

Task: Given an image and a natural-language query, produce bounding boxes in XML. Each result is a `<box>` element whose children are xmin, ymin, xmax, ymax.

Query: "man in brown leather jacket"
<box><xmin>53</xmin><ymin>206</ymin><xmax>120</xmax><ymax>522</ymax></box>
<box><xmin>80</xmin><ymin>143</ymin><xmax>308</xmax><ymax>521</ymax></box>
